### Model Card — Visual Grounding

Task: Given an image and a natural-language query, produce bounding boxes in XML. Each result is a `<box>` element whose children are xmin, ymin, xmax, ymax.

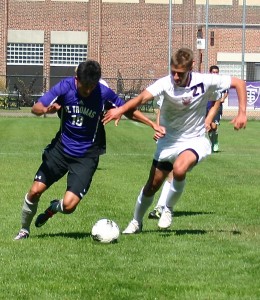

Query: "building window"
<box><xmin>247</xmin><ymin>62</ymin><xmax>260</xmax><ymax>81</ymax></box>
<box><xmin>210</xmin><ymin>31</ymin><xmax>214</xmax><ymax>46</ymax></box>
<box><xmin>50</xmin><ymin>44</ymin><xmax>87</xmax><ymax>66</ymax></box>
<box><xmin>217</xmin><ymin>62</ymin><xmax>246</xmax><ymax>78</ymax></box>
<box><xmin>7</xmin><ymin>43</ymin><xmax>44</xmax><ymax>65</ymax></box>
<box><xmin>255</xmin><ymin>64</ymin><xmax>260</xmax><ymax>81</ymax></box>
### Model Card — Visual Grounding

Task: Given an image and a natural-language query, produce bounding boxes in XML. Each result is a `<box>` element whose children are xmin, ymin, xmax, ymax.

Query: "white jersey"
<box><xmin>155</xmin><ymin>95</ymin><xmax>164</xmax><ymax>108</ymax></box>
<box><xmin>147</xmin><ymin>72</ymin><xmax>231</xmax><ymax>142</ymax></box>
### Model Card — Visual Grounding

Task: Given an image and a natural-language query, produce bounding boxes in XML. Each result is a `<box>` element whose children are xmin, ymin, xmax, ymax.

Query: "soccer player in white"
<box><xmin>103</xmin><ymin>48</ymin><xmax>247</xmax><ymax>234</ymax></box>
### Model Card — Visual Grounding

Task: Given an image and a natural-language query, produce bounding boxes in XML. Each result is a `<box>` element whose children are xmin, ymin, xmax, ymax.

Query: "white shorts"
<box><xmin>154</xmin><ymin>135</ymin><xmax>212</xmax><ymax>164</ymax></box>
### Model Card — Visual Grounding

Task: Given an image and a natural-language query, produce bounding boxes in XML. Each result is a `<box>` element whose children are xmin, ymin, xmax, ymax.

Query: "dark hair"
<box><xmin>76</xmin><ymin>60</ymin><xmax>101</xmax><ymax>86</ymax></box>
<box><xmin>209</xmin><ymin>65</ymin><xmax>219</xmax><ymax>73</ymax></box>
<box><xmin>171</xmin><ymin>48</ymin><xmax>194</xmax><ymax>69</ymax></box>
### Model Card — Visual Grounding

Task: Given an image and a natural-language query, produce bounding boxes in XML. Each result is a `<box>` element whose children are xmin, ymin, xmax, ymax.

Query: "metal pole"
<box><xmin>241</xmin><ymin>0</ymin><xmax>246</xmax><ymax>80</ymax></box>
<box><xmin>168</xmin><ymin>0</ymin><xmax>172</xmax><ymax>74</ymax></box>
<box><xmin>205</xmin><ymin>0</ymin><xmax>209</xmax><ymax>72</ymax></box>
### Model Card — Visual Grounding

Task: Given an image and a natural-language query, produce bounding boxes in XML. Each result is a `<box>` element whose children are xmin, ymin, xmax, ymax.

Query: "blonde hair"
<box><xmin>171</xmin><ymin>48</ymin><xmax>194</xmax><ymax>69</ymax></box>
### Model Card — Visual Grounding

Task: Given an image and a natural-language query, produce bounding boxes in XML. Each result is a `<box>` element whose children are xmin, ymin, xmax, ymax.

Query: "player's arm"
<box><xmin>31</xmin><ymin>101</ymin><xmax>61</xmax><ymax>116</ymax></box>
<box><xmin>230</xmin><ymin>77</ymin><xmax>247</xmax><ymax>130</ymax></box>
<box><xmin>32</xmin><ymin>81</ymin><xmax>65</xmax><ymax>116</ymax></box>
<box><xmin>204</xmin><ymin>100</ymin><xmax>221</xmax><ymax>132</ymax></box>
<box><xmin>155</xmin><ymin>107</ymin><xmax>160</xmax><ymax>125</ymax></box>
<box><xmin>102</xmin><ymin>89</ymin><xmax>153</xmax><ymax>125</ymax></box>
<box><xmin>124</xmin><ymin>109</ymin><xmax>166</xmax><ymax>138</ymax></box>
<box><xmin>31</xmin><ymin>101</ymin><xmax>48</xmax><ymax>116</ymax></box>
<box><xmin>220</xmin><ymin>90</ymin><xmax>228</xmax><ymax>103</ymax></box>
<box><xmin>153</xmin><ymin>107</ymin><xmax>162</xmax><ymax>141</ymax></box>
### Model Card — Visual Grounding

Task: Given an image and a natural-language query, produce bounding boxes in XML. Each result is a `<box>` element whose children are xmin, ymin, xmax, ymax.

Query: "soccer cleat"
<box><xmin>158</xmin><ymin>207</ymin><xmax>173</xmax><ymax>229</ymax></box>
<box><xmin>122</xmin><ymin>219</ymin><xmax>142</xmax><ymax>234</ymax></box>
<box><xmin>14</xmin><ymin>229</ymin><xmax>29</xmax><ymax>240</ymax></box>
<box><xmin>35</xmin><ymin>199</ymin><xmax>59</xmax><ymax>228</ymax></box>
<box><xmin>148</xmin><ymin>206</ymin><xmax>163</xmax><ymax>219</ymax></box>
<box><xmin>213</xmin><ymin>143</ymin><xmax>219</xmax><ymax>152</ymax></box>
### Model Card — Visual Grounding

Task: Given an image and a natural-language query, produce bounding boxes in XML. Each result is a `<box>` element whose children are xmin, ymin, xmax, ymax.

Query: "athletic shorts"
<box><xmin>212</xmin><ymin>108</ymin><xmax>222</xmax><ymax>125</ymax></box>
<box><xmin>206</xmin><ymin>104</ymin><xmax>223</xmax><ymax>125</ymax></box>
<box><xmin>154</xmin><ymin>135</ymin><xmax>211</xmax><ymax>169</ymax></box>
<box><xmin>34</xmin><ymin>141</ymin><xmax>99</xmax><ymax>199</ymax></box>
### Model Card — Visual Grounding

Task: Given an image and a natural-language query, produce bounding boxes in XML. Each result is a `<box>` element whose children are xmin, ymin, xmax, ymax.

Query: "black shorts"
<box><xmin>206</xmin><ymin>103</ymin><xmax>223</xmax><ymax>125</ymax></box>
<box><xmin>153</xmin><ymin>159</ymin><xmax>173</xmax><ymax>172</ymax></box>
<box><xmin>34</xmin><ymin>141</ymin><xmax>99</xmax><ymax>199</ymax></box>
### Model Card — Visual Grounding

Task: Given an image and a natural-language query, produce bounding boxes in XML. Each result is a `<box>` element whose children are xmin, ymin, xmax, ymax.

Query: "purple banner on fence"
<box><xmin>228</xmin><ymin>81</ymin><xmax>260</xmax><ymax>108</ymax></box>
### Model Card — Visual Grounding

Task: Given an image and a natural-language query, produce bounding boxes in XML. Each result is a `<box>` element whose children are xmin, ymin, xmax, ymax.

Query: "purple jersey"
<box><xmin>38</xmin><ymin>77</ymin><xmax>125</xmax><ymax>157</ymax></box>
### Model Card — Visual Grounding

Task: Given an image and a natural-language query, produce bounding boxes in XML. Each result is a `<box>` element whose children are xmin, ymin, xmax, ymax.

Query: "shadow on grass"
<box><xmin>35</xmin><ymin>232</ymin><xmax>91</xmax><ymax>239</ymax></box>
<box><xmin>143</xmin><ymin>228</ymin><xmax>241</xmax><ymax>236</ymax></box>
<box><xmin>174</xmin><ymin>211</ymin><xmax>214</xmax><ymax>217</ymax></box>
<box><xmin>34</xmin><ymin>228</ymin><xmax>241</xmax><ymax>240</ymax></box>
<box><xmin>146</xmin><ymin>210</ymin><xmax>241</xmax><ymax>236</ymax></box>
<box><xmin>143</xmin><ymin>229</ymin><xmax>208</xmax><ymax>236</ymax></box>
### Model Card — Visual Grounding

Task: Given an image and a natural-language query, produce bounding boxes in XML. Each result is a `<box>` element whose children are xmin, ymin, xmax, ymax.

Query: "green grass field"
<box><xmin>0</xmin><ymin>116</ymin><xmax>259</xmax><ymax>300</ymax></box>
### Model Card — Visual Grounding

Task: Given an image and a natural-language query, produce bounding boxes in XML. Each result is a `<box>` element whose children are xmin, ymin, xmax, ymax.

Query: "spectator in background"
<box><xmin>206</xmin><ymin>65</ymin><xmax>228</xmax><ymax>152</ymax></box>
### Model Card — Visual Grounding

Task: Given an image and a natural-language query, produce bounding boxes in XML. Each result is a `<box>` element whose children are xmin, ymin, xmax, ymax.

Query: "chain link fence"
<box><xmin>0</xmin><ymin>74</ymin><xmax>259</xmax><ymax>119</ymax></box>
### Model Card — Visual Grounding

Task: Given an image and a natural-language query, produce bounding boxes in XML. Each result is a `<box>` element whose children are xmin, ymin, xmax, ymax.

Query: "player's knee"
<box><xmin>62</xmin><ymin>192</ymin><xmax>80</xmax><ymax>213</ymax></box>
<box><xmin>172</xmin><ymin>164</ymin><xmax>186</xmax><ymax>179</ymax></box>
<box><xmin>62</xmin><ymin>199</ymin><xmax>78</xmax><ymax>214</ymax></box>
<box><xmin>28</xmin><ymin>182</ymin><xmax>47</xmax><ymax>202</ymax></box>
<box><xmin>62</xmin><ymin>204</ymin><xmax>77</xmax><ymax>214</ymax></box>
<box><xmin>28</xmin><ymin>188</ymin><xmax>42</xmax><ymax>202</ymax></box>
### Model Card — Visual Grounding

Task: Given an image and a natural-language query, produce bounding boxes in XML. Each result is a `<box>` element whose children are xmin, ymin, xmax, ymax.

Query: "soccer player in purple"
<box><xmin>14</xmin><ymin>60</ymin><xmax>165</xmax><ymax>240</ymax></box>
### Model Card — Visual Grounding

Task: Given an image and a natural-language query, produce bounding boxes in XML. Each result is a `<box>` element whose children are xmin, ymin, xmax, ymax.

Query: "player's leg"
<box><xmin>158</xmin><ymin>150</ymin><xmax>195</xmax><ymax>229</ymax></box>
<box><xmin>35</xmin><ymin>155</ymin><xmax>99</xmax><ymax>227</ymax></box>
<box><xmin>211</xmin><ymin>110</ymin><xmax>221</xmax><ymax>152</ymax></box>
<box><xmin>209</xmin><ymin>121</ymin><xmax>216</xmax><ymax>149</ymax></box>
<box><xmin>148</xmin><ymin>170</ymin><xmax>173</xmax><ymax>219</ymax></box>
<box><xmin>14</xmin><ymin>141</ymin><xmax>69</xmax><ymax>241</ymax></box>
<box><xmin>123</xmin><ymin>161</ymin><xmax>169</xmax><ymax>234</ymax></box>
<box><xmin>14</xmin><ymin>181</ymin><xmax>48</xmax><ymax>240</ymax></box>
<box><xmin>158</xmin><ymin>136</ymin><xmax>211</xmax><ymax>229</ymax></box>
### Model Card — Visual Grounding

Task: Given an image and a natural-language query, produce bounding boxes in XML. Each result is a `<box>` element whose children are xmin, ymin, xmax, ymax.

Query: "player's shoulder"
<box><xmin>158</xmin><ymin>74</ymin><xmax>171</xmax><ymax>82</ymax></box>
<box><xmin>63</xmin><ymin>76</ymin><xmax>75</xmax><ymax>86</ymax></box>
<box><xmin>191</xmin><ymin>71</ymin><xmax>209</xmax><ymax>81</ymax></box>
<box><xmin>190</xmin><ymin>72</ymin><xmax>219</xmax><ymax>88</ymax></box>
<box><xmin>153</xmin><ymin>75</ymin><xmax>172</xmax><ymax>88</ymax></box>
<box><xmin>99</xmin><ymin>79</ymin><xmax>109</xmax><ymax>87</ymax></box>
<box><xmin>57</xmin><ymin>77</ymin><xmax>76</xmax><ymax>92</ymax></box>
<box><xmin>97</xmin><ymin>82</ymin><xmax>114</xmax><ymax>98</ymax></box>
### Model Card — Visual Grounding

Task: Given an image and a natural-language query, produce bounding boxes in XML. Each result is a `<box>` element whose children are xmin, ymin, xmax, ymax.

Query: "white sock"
<box><xmin>165</xmin><ymin>179</ymin><xmax>186</xmax><ymax>209</ymax></box>
<box><xmin>21</xmin><ymin>193</ymin><xmax>38</xmax><ymax>231</ymax></box>
<box><xmin>133</xmin><ymin>188</ymin><xmax>154</xmax><ymax>223</ymax></box>
<box><xmin>156</xmin><ymin>180</ymin><xmax>171</xmax><ymax>208</ymax></box>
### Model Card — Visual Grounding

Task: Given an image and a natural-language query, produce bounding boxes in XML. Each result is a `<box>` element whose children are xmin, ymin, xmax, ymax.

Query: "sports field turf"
<box><xmin>0</xmin><ymin>116</ymin><xmax>259</xmax><ymax>299</ymax></box>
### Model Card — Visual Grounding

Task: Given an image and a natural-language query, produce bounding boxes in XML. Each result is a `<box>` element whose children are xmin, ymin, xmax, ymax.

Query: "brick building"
<box><xmin>0</xmin><ymin>0</ymin><xmax>259</xmax><ymax>94</ymax></box>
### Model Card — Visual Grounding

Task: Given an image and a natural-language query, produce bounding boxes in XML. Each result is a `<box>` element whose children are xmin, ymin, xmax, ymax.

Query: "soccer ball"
<box><xmin>91</xmin><ymin>219</ymin><xmax>120</xmax><ymax>243</ymax></box>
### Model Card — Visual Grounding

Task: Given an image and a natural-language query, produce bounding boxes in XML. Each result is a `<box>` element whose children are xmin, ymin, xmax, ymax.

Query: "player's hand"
<box><xmin>114</xmin><ymin>117</ymin><xmax>122</xmax><ymax>127</ymax></box>
<box><xmin>204</xmin><ymin>119</ymin><xmax>212</xmax><ymax>132</ymax></box>
<box><xmin>46</xmin><ymin>103</ymin><xmax>61</xmax><ymax>114</ymax></box>
<box><xmin>102</xmin><ymin>107</ymin><xmax>123</xmax><ymax>125</ymax></box>
<box><xmin>153</xmin><ymin>132</ymin><xmax>162</xmax><ymax>141</ymax></box>
<box><xmin>230</xmin><ymin>113</ymin><xmax>247</xmax><ymax>130</ymax></box>
<box><xmin>152</xmin><ymin>124</ymin><xmax>166</xmax><ymax>141</ymax></box>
